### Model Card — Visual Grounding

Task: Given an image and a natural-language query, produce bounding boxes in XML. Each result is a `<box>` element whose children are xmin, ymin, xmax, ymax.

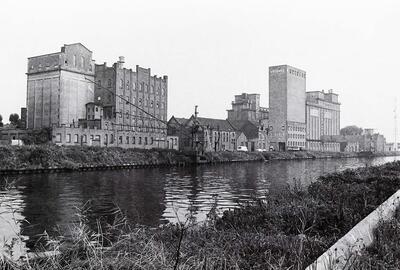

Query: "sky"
<box><xmin>0</xmin><ymin>0</ymin><xmax>399</xmax><ymax>141</ymax></box>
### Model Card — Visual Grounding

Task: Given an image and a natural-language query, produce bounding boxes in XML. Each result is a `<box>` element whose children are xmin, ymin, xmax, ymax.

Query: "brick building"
<box><xmin>167</xmin><ymin>116</ymin><xmax>236</xmax><ymax>152</ymax></box>
<box><xmin>227</xmin><ymin>93</ymin><xmax>268</xmax><ymax>123</ymax></box>
<box><xmin>26</xmin><ymin>43</ymin><xmax>95</xmax><ymax>129</ymax></box>
<box><xmin>269</xmin><ymin>65</ymin><xmax>306</xmax><ymax>151</ymax></box>
<box><xmin>27</xmin><ymin>44</ymin><xmax>168</xmax><ymax>149</ymax></box>
<box><xmin>226</xmin><ymin>93</ymin><xmax>269</xmax><ymax>151</ymax></box>
<box><xmin>306</xmin><ymin>90</ymin><xmax>341</xmax><ymax>152</ymax></box>
<box><xmin>94</xmin><ymin>57</ymin><xmax>168</xmax><ymax>133</ymax></box>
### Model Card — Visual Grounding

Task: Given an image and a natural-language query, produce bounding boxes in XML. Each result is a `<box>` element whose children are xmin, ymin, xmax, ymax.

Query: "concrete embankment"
<box><xmin>0</xmin><ymin>145</ymin><xmax>397</xmax><ymax>175</ymax></box>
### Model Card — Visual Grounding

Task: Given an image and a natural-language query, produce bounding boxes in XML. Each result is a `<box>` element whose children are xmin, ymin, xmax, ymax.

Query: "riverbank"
<box><xmin>0</xmin><ymin>145</ymin><xmax>397</xmax><ymax>174</ymax></box>
<box><xmin>1</xmin><ymin>160</ymin><xmax>400</xmax><ymax>269</ymax></box>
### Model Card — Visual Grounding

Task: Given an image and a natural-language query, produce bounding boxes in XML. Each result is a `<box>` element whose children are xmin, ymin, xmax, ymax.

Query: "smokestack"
<box><xmin>117</xmin><ymin>56</ymin><xmax>125</xmax><ymax>69</ymax></box>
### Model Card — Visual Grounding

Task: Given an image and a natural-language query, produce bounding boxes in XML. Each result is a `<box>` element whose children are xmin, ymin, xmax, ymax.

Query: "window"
<box><xmin>161</xmin><ymin>88</ymin><xmax>165</xmax><ymax>96</ymax></box>
<box><xmin>120</xmin><ymin>79</ymin><xmax>124</xmax><ymax>89</ymax></box>
<box><xmin>104</xmin><ymin>134</ymin><xmax>108</xmax><ymax>145</ymax></box>
<box><xmin>119</xmin><ymin>136</ymin><xmax>123</xmax><ymax>144</ymax></box>
<box><xmin>73</xmin><ymin>55</ymin><xmax>76</xmax><ymax>67</ymax></box>
<box><xmin>144</xmin><ymin>137</ymin><xmax>148</xmax><ymax>145</ymax></box>
<box><xmin>81</xmin><ymin>56</ymin><xmax>85</xmax><ymax>69</ymax></box>
<box><xmin>156</xmin><ymin>102</ymin><xmax>159</xmax><ymax>108</ymax></box>
<box><xmin>110</xmin><ymin>134</ymin><xmax>114</xmax><ymax>144</ymax></box>
<box><xmin>126</xmin><ymin>136</ymin><xmax>130</xmax><ymax>144</ymax></box>
<box><xmin>95</xmin><ymin>107</ymin><xmax>98</xmax><ymax>112</ymax></box>
<box><xmin>55</xmin><ymin>133</ymin><xmax>62</xmax><ymax>143</ymax></box>
<box><xmin>133</xmin><ymin>136</ymin><xmax>136</xmax><ymax>144</ymax></box>
<box><xmin>74</xmin><ymin>134</ymin><xmax>79</xmax><ymax>143</ymax></box>
<box><xmin>150</xmin><ymin>101</ymin><xmax>154</xmax><ymax>108</ymax></box>
<box><xmin>139</xmin><ymin>137</ymin><xmax>142</xmax><ymax>144</ymax></box>
<box><xmin>133</xmin><ymin>82</ymin><xmax>136</xmax><ymax>90</ymax></box>
<box><xmin>82</xmin><ymin>135</ymin><xmax>87</xmax><ymax>143</ymax></box>
<box><xmin>126</xmin><ymin>81</ymin><xmax>130</xmax><ymax>90</ymax></box>
<box><xmin>66</xmin><ymin>134</ymin><xmax>71</xmax><ymax>143</ymax></box>
<box><xmin>150</xmin><ymin>137</ymin><xmax>154</xmax><ymax>145</ymax></box>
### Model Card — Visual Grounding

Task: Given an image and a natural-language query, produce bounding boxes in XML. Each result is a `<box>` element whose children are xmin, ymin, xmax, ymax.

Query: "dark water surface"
<box><xmin>0</xmin><ymin>156</ymin><xmax>398</xmax><ymax>257</ymax></box>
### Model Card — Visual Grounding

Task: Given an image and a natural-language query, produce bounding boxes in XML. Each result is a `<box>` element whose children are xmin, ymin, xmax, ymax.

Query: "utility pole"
<box><xmin>395</xmin><ymin>98</ymin><xmax>398</xmax><ymax>152</ymax></box>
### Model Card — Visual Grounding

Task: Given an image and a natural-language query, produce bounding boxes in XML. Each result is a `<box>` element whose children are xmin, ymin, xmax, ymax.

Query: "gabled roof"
<box><xmin>228</xmin><ymin>120</ymin><xmax>259</xmax><ymax>139</ymax></box>
<box><xmin>191</xmin><ymin>116</ymin><xmax>235</xmax><ymax>131</ymax></box>
<box><xmin>168</xmin><ymin>116</ymin><xmax>188</xmax><ymax>126</ymax></box>
<box><xmin>64</xmin><ymin>43</ymin><xmax>93</xmax><ymax>53</ymax></box>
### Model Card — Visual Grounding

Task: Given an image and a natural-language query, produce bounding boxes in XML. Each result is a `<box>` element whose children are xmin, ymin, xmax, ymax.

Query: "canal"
<box><xmin>0</xmin><ymin>155</ymin><xmax>397</xmax><ymax>257</ymax></box>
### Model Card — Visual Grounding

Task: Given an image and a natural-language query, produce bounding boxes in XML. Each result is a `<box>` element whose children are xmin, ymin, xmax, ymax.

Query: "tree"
<box><xmin>9</xmin><ymin>113</ymin><xmax>20</xmax><ymax>126</ymax></box>
<box><xmin>340</xmin><ymin>125</ymin><xmax>363</xmax><ymax>136</ymax></box>
<box><xmin>0</xmin><ymin>114</ymin><xmax>3</xmax><ymax>127</ymax></box>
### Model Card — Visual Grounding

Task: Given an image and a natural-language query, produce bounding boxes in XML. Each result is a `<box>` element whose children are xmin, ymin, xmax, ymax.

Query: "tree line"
<box><xmin>0</xmin><ymin>113</ymin><xmax>23</xmax><ymax>128</ymax></box>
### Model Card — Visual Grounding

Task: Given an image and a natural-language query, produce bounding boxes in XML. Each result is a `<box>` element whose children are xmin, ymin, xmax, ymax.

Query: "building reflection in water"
<box><xmin>0</xmin><ymin>155</ymin><xmax>396</xmax><ymax>253</ymax></box>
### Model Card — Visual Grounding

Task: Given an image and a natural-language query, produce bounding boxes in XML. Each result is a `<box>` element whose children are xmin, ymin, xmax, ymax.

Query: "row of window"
<box><xmin>289</xmin><ymin>69</ymin><xmax>306</xmax><ymax>78</ymax></box>
<box><xmin>97</xmin><ymin>80</ymin><xmax>166</xmax><ymax>97</ymax></box>
<box><xmin>288</xmin><ymin>141</ymin><xmax>305</xmax><ymax>147</ymax></box>
<box><xmin>288</xmin><ymin>126</ymin><xmax>305</xmax><ymax>132</ymax></box>
<box><xmin>60</xmin><ymin>133</ymin><xmax>159</xmax><ymax>146</ymax></box>
<box><xmin>288</xmin><ymin>133</ymin><xmax>305</xmax><ymax>139</ymax></box>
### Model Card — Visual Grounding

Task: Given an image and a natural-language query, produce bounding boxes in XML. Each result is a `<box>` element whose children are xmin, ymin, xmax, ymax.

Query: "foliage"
<box><xmin>2</xmin><ymin>161</ymin><xmax>400</xmax><ymax>269</ymax></box>
<box><xmin>8</xmin><ymin>114</ymin><xmax>20</xmax><ymax>126</ymax></box>
<box><xmin>0</xmin><ymin>114</ymin><xmax>3</xmax><ymax>127</ymax></box>
<box><xmin>340</xmin><ymin>125</ymin><xmax>363</xmax><ymax>136</ymax></box>
<box><xmin>20</xmin><ymin>128</ymin><xmax>51</xmax><ymax>145</ymax></box>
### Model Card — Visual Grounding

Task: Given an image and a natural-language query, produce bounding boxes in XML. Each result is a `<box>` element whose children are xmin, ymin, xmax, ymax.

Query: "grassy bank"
<box><xmin>2</xmin><ymin>161</ymin><xmax>400</xmax><ymax>269</ymax></box>
<box><xmin>350</xmin><ymin>208</ymin><xmax>400</xmax><ymax>269</ymax></box>
<box><xmin>0</xmin><ymin>144</ymin><xmax>394</xmax><ymax>172</ymax></box>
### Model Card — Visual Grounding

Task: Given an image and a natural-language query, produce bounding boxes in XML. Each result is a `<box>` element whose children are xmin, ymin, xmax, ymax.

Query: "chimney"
<box><xmin>117</xmin><ymin>56</ymin><xmax>125</xmax><ymax>69</ymax></box>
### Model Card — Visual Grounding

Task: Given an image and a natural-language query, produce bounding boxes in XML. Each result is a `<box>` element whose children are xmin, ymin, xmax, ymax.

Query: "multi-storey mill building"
<box><xmin>26</xmin><ymin>43</ymin><xmax>95</xmax><ymax>129</ymax></box>
<box><xmin>268</xmin><ymin>65</ymin><xmax>306</xmax><ymax>151</ymax></box>
<box><xmin>94</xmin><ymin>57</ymin><xmax>168</xmax><ymax>135</ymax></box>
<box><xmin>306</xmin><ymin>90</ymin><xmax>340</xmax><ymax>152</ymax></box>
<box><xmin>26</xmin><ymin>43</ymin><xmax>168</xmax><ymax>149</ymax></box>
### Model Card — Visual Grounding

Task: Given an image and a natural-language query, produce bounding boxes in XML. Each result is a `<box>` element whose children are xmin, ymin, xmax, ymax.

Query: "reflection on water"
<box><xmin>0</xmin><ymin>156</ymin><xmax>397</xmax><ymax>253</ymax></box>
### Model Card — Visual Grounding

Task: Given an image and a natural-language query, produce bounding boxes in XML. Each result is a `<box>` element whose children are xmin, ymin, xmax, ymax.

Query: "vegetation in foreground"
<box><xmin>1</xmin><ymin>161</ymin><xmax>400</xmax><ymax>269</ymax></box>
<box><xmin>349</xmin><ymin>208</ymin><xmax>400</xmax><ymax>270</ymax></box>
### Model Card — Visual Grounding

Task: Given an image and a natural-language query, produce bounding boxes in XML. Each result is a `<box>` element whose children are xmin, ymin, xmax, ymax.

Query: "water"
<box><xmin>0</xmin><ymin>155</ymin><xmax>397</xmax><ymax>256</ymax></box>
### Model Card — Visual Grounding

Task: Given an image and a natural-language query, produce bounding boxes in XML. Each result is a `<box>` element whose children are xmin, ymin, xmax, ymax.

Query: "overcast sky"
<box><xmin>1</xmin><ymin>0</ymin><xmax>399</xmax><ymax>140</ymax></box>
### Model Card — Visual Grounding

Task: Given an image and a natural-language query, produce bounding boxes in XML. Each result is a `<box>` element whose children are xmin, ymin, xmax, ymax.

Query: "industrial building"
<box><xmin>26</xmin><ymin>43</ymin><xmax>168</xmax><ymax>149</ymax></box>
<box><xmin>306</xmin><ymin>90</ymin><xmax>341</xmax><ymax>152</ymax></box>
<box><xmin>268</xmin><ymin>65</ymin><xmax>306</xmax><ymax>151</ymax></box>
<box><xmin>26</xmin><ymin>43</ymin><xmax>95</xmax><ymax>129</ymax></box>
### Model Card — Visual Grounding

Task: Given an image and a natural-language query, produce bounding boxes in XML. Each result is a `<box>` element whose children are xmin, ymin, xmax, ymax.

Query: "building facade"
<box><xmin>306</xmin><ymin>90</ymin><xmax>340</xmax><ymax>152</ymax></box>
<box><xmin>27</xmin><ymin>43</ymin><xmax>95</xmax><ymax>129</ymax></box>
<box><xmin>269</xmin><ymin>65</ymin><xmax>306</xmax><ymax>151</ymax></box>
<box><xmin>94</xmin><ymin>57</ymin><xmax>168</xmax><ymax>134</ymax></box>
<box><xmin>227</xmin><ymin>93</ymin><xmax>268</xmax><ymax>123</ymax></box>
<box><xmin>226</xmin><ymin>93</ymin><xmax>269</xmax><ymax>151</ymax></box>
<box><xmin>167</xmin><ymin>116</ymin><xmax>236</xmax><ymax>152</ymax></box>
<box><xmin>27</xmin><ymin>44</ymin><xmax>168</xmax><ymax>149</ymax></box>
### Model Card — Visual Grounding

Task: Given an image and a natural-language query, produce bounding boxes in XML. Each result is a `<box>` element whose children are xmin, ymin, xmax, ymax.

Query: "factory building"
<box><xmin>306</xmin><ymin>90</ymin><xmax>341</xmax><ymax>152</ymax></box>
<box><xmin>268</xmin><ymin>65</ymin><xmax>306</xmax><ymax>151</ymax></box>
